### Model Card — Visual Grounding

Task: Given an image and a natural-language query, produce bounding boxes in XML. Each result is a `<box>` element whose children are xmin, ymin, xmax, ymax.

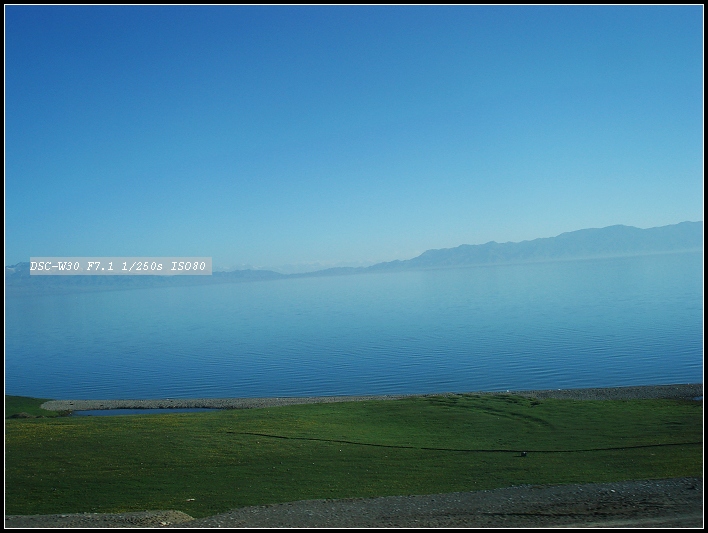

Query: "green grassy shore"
<box><xmin>5</xmin><ymin>394</ymin><xmax>702</xmax><ymax>518</ymax></box>
<box><xmin>5</xmin><ymin>395</ymin><xmax>68</xmax><ymax>418</ymax></box>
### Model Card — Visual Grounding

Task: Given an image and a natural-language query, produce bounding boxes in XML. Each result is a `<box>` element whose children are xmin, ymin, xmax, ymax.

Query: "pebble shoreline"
<box><xmin>41</xmin><ymin>383</ymin><xmax>702</xmax><ymax>412</ymax></box>
<box><xmin>6</xmin><ymin>477</ymin><xmax>703</xmax><ymax>528</ymax></box>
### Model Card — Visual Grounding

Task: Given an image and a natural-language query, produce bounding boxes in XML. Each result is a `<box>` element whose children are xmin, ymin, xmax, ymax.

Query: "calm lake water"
<box><xmin>5</xmin><ymin>252</ymin><xmax>703</xmax><ymax>400</ymax></box>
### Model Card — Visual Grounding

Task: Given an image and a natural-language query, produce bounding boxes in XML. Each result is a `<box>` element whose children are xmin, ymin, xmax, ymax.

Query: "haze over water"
<box><xmin>5</xmin><ymin>252</ymin><xmax>702</xmax><ymax>400</ymax></box>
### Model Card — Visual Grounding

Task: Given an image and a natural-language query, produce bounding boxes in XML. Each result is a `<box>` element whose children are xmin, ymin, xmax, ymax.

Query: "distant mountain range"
<box><xmin>5</xmin><ymin>221</ymin><xmax>703</xmax><ymax>292</ymax></box>
<box><xmin>371</xmin><ymin>220</ymin><xmax>703</xmax><ymax>271</ymax></box>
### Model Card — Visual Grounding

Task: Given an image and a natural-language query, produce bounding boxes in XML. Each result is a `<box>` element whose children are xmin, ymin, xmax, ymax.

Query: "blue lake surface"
<box><xmin>5</xmin><ymin>252</ymin><xmax>703</xmax><ymax>400</ymax></box>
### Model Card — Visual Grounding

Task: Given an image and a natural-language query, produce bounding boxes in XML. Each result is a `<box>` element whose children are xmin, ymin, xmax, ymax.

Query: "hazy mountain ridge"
<box><xmin>370</xmin><ymin>221</ymin><xmax>703</xmax><ymax>271</ymax></box>
<box><xmin>5</xmin><ymin>222</ymin><xmax>702</xmax><ymax>291</ymax></box>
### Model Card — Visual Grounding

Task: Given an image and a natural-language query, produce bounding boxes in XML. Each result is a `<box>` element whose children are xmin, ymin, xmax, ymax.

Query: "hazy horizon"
<box><xmin>5</xmin><ymin>220</ymin><xmax>702</xmax><ymax>275</ymax></box>
<box><xmin>216</xmin><ymin>219</ymin><xmax>704</xmax><ymax>273</ymax></box>
<box><xmin>5</xmin><ymin>6</ymin><xmax>703</xmax><ymax>270</ymax></box>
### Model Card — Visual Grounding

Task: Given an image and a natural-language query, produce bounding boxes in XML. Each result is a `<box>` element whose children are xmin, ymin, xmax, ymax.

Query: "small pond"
<box><xmin>72</xmin><ymin>408</ymin><xmax>219</xmax><ymax>416</ymax></box>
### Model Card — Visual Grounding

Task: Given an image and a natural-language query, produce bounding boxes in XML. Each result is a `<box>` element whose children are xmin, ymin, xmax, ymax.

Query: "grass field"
<box><xmin>5</xmin><ymin>394</ymin><xmax>702</xmax><ymax>518</ymax></box>
<box><xmin>5</xmin><ymin>395</ymin><xmax>66</xmax><ymax>418</ymax></box>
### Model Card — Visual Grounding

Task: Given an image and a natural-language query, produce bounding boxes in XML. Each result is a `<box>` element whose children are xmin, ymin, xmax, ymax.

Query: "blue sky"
<box><xmin>5</xmin><ymin>6</ymin><xmax>703</xmax><ymax>272</ymax></box>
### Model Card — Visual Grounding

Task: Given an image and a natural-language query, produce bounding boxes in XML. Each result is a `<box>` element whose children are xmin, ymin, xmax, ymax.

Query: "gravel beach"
<box><xmin>40</xmin><ymin>383</ymin><xmax>703</xmax><ymax>412</ymax></box>
<box><xmin>5</xmin><ymin>478</ymin><xmax>702</xmax><ymax>528</ymax></box>
<box><xmin>176</xmin><ymin>476</ymin><xmax>704</xmax><ymax>528</ymax></box>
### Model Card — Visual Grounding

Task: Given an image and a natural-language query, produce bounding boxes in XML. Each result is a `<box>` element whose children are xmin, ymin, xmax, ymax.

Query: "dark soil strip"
<box><xmin>230</xmin><ymin>430</ymin><xmax>702</xmax><ymax>454</ymax></box>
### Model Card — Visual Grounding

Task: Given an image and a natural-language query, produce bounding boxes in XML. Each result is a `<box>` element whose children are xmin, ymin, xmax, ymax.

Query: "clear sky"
<box><xmin>5</xmin><ymin>6</ymin><xmax>703</xmax><ymax>272</ymax></box>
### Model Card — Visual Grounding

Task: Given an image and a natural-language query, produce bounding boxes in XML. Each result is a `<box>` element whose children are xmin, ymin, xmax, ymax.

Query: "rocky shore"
<box><xmin>178</xmin><ymin>476</ymin><xmax>704</xmax><ymax>528</ymax></box>
<box><xmin>6</xmin><ymin>477</ymin><xmax>702</xmax><ymax>528</ymax></box>
<box><xmin>40</xmin><ymin>383</ymin><xmax>703</xmax><ymax>412</ymax></box>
